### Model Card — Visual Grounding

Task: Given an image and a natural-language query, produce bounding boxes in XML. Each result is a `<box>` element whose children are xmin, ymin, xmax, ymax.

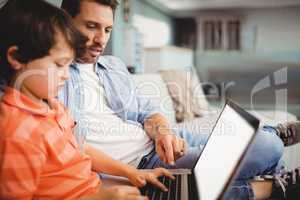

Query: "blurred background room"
<box><xmin>50</xmin><ymin>0</ymin><xmax>300</xmax><ymax>117</ymax></box>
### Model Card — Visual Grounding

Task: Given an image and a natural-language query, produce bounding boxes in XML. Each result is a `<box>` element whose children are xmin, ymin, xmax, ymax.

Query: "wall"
<box><xmin>111</xmin><ymin>0</ymin><xmax>174</xmax><ymax>59</ymax></box>
<box><xmin>133</xmin><ymin>0</ymin><xmax>173</xmax><ymax>28</ymax></box>
<box><xmin>132</xmin><ymin>0</ymin><xmax>174</xmax><ymax>46</ymax></box>
<box><xmin>242</xmin><ymin>7</ymin><xmax>300</xmax><ymax>57</ymax></box>
<box><xmin>195</xmin><ymin>7</ymin><xmax>300</xmax><ymax>72</ymax></box>
<box><xmin>111</xmin><ymin>2</ymin><xmax>126</xmax><ymax>60</ymax></box>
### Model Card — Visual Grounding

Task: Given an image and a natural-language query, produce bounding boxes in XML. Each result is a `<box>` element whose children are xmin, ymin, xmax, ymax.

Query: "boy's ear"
<box><xmin>6</xmin><ymin>46</ymin><xmax>25</xmax><ymax>70</ymax></box>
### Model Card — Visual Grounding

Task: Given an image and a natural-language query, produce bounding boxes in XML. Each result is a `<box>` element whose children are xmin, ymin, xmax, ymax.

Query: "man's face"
<box><xmin>73</xmin><ymin>1</ymin><xmax>114</xmax><ymax>64</ymax></box>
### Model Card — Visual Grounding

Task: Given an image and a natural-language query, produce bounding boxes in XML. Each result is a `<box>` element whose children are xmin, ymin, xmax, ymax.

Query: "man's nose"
<box><xmin>93</xmin><ymin>30</ymin><xmax>106</xmax><ymax>46</ymax></box>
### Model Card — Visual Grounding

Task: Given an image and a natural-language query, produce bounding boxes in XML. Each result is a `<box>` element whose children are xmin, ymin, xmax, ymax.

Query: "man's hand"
<box><xmin>155</xmin><ymin>131</ymin><xmax>187</xmax><ymax>165</ymax></box>
<box><xmin>143</xmin><ymin>114</ymin><xmax>187</xmax><ymax>165</ymax></box>
<box><xmin>126</xmin><ymin>168</ymin><xmax>175</xmax><ymax>192</ymax></box>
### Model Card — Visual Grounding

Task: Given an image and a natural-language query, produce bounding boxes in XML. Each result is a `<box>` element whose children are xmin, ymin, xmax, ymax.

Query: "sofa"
<box><xmin>132</xmin><ymin>73</ymin><xmax>300</xmax><ymax>170</ymax></box>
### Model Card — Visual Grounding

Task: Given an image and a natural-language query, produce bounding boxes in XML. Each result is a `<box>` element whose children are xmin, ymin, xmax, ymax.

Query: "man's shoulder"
<box><xmin>97</xmin><ymin>56</ymin><xmax>128</xmax><ymax>71</ymax></box>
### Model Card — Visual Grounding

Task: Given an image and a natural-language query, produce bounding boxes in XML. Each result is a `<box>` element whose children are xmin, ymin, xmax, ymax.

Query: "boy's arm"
<box><xmin>84</xmin><ymin>144</ymin><xmax>173</xmax><ymax>191</ymax></box>
<box><xmin>84</xmin><ymin>144</ymin><xmax>136</xmax><ymax>177</ymax></box>
<box><xmin>75</xmin><ymin>186</ymin><xmax>145</xmax><ymax>200</ymax></box>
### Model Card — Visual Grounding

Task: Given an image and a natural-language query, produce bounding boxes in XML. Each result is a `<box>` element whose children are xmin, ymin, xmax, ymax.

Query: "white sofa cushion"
<box><xmin>132</xmin><ymin>74</ymin><xmax>177</xmax><ymax>125</ymax></box>
<box><xmin>159</xmin><ymin>69</ymin><xmax>211</xmax><ymax>122</ymax></box>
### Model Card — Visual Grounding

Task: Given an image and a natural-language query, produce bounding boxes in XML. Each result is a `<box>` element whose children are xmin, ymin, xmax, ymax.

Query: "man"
<box><xmin>59</xmin><ymin>0</ymin><xmax>298</xmax><ymax>199</ymax></box>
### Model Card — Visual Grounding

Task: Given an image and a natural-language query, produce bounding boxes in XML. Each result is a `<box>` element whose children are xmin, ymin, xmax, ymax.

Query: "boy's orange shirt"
<box><xmin>0</xmin><ymin>87</ymin><xmax>101</xmax><ymax>200</ymax></box>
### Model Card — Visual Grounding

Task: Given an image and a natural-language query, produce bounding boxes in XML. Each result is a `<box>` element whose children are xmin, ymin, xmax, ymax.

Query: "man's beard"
<box><xmin>77</xmin><ymin>44</ymin><xmax>104</xmax><ymax>64</ymax></box>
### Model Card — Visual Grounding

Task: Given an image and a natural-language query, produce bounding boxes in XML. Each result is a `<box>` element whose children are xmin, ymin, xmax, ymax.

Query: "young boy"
<box><xmin>0</xmin><ymin>0</ymin><xmax>172</xmax><ymax>199</ymax></box>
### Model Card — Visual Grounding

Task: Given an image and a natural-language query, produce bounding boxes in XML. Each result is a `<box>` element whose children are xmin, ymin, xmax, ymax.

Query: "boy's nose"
<box><xmin>61</xmin><ymin>68</ymin><xmax>69</xmax><ymax>81</ymax></box>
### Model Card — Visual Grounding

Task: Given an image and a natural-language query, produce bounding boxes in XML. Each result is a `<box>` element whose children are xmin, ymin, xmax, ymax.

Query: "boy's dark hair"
<box><xmin>0</xmin><ymin>0</ymin><xmax>87</xmax><ymax>84</ymax></box>
<box><xmin>61</xmin><ymin>0</ymin><xmax>119</xmax><ymax>18</ymax></box>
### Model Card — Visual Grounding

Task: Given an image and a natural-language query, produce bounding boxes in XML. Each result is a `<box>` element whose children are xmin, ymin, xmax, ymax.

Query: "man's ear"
<box><xmin>6</xmin><ymin>46</ymin><xmax>25</xmax><ymax>70</ymax></box>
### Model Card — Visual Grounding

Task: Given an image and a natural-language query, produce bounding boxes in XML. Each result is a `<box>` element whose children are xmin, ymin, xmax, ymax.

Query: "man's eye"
<box><xmin>105</xmin><ymin>29</ymin><xmax>112</xmax><ymax>33</ymax></box>
<box><xmin>87</xmin><ymin>24</ymin><xmax>96</xmax><ymax>29</ymax></box>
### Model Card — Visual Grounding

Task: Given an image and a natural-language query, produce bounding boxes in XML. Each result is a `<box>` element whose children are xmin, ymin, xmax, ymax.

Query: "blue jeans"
<box><xmin>138</xmin><ymin>126</ymin><xmax>284</xmax><ymax>200</ymax></box>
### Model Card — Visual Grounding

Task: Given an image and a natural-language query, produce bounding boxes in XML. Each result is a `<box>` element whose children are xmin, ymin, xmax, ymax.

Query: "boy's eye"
<box><xmin>56</xmin><ymin>63</ymin><xmax>64</xmax><ymax>67</ymax></box>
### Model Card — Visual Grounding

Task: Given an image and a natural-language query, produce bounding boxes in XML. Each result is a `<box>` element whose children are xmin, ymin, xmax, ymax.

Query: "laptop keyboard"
<box><xmin>140</xmin><ymin>174</ymin><xmax>182</xmax><ymax>200</ymax></box>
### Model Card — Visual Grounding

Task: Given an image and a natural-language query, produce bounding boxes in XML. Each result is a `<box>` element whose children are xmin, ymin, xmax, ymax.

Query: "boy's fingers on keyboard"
<box><xmin>138</xmin><ymin>176</ymin><xmax>147</xmax><ymax>186</ymax></box>
<box><xmin>128</xmin><ymin>169</ymin><xmax>148</xmax><ymax>187</ymax></box>
<box><xmin>154</xmin><ymin>168</ymin><xmax>175</xmax><ymax>179</ymax></box>
<box><xmin>148</xmin><ymin>175</ymin><xmax>168</xmax><ymax>192</ymax></box>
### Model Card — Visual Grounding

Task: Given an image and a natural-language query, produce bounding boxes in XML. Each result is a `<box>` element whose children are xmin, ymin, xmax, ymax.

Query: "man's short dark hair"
<box><xmin>0</xmin><ymin>0</ymin><xmax>87</xmax><ymax>84</ymax></box>
<box><xmin>61</xmin><ymin>0</ymin><xmax>119</xmax><ymax>18</ymax></box>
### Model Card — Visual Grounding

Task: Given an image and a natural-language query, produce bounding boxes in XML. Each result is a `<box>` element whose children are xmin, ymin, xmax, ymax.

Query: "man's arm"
<box><xmin>143</xmin><ymin>113</ymin><xmax>187</xmax><ymax>165</ymax></box>
<box><xmin>143</xmin><ymin>113</ymin><xmax>170</xmax><ymax>140</ymax></box>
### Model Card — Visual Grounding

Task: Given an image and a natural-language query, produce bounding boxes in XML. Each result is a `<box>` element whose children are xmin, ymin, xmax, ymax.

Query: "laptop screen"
<box><xmin>194</xmin><ymin>103</ymin><xmax>257</xmax><ymax>200</ymax></box>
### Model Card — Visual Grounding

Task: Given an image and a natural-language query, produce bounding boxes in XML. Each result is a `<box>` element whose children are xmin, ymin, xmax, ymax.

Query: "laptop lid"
<box><xmin>193</xmin><ymin>99</ymin><xmax>260</xmax><ymax>200</ymax></box>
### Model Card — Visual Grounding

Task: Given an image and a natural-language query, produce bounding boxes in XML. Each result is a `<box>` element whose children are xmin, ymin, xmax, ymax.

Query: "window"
<box><xmin>227</xmin><ymin>20</ymin><xmax>240</xmax><ymax>50</ymax></box>
<box><xmin>204</xmin><ymin>20</ymin><xmax>222</xmax><ymax>50</ymax></box>
<box><xmin>202</xmin><ymin>18</ymin><xmax>241</xmax><ymax>51</ymax></box>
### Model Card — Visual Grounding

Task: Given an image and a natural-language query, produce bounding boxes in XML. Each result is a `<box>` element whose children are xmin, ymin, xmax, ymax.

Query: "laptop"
<box><xmin>140</xmin><ymin>99</ymin><xmax>260</xmax><ymax>200</ymax></box>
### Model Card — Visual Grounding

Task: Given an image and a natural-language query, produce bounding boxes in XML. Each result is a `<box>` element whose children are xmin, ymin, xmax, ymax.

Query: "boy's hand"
<box><xmin>126</xmin><ymin>168</ymin><xmax>175</xmax><ymax>191</ymax></box>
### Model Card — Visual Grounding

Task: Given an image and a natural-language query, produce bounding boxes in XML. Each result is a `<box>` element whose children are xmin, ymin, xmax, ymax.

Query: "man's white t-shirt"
<box><xmin>78</xmin><ymin>64</ymin><xmax>153</xmax><ymax>167</ymax></box>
